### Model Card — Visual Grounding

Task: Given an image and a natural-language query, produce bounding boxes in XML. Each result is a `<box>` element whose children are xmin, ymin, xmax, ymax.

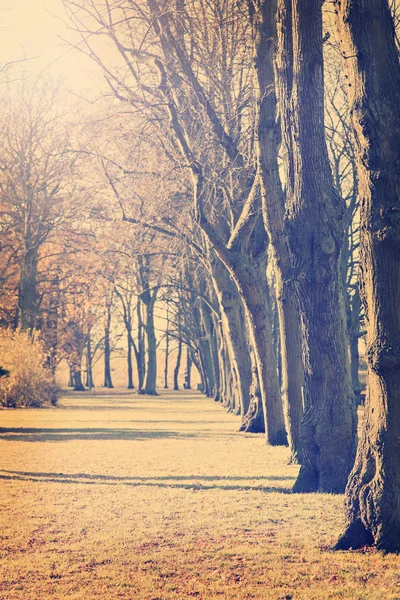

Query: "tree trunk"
<box><xmin>173</xmin><ymin>337</ymin><xmax>182</xmax><ymax>391</ymax></box>
<box><xmin>211</xmin><ymin>260</ymin><xmax>252</xmax><ymax>416</ymax></box>
<box><xmin>86</xmin><ymin>335</ymin><xmax>94</xmax><ymax>389</ymax></box>
<box><xmin>139</xmin><ymin>288</ymin><xmax>158</xmax><ymax>395</ymax></box>
<box><xmin>73</xmin><ymin>368</ymin><xmax>85</xmax><ymax>392</ymax></box>
<box><xmin>127</xmin><ymin>330</ymin><xmax>135</xmax><ymax>389</ymax></box>
<box><xmin>239</xmin><ymin>349</ymin><xmax>265</xmax><ymax>434</ymax></box>
<box><xmin>348</xmin><ymin>288</ymin><xmax>362</xmax><ymax>405</ymax></box>
<box><xmin>68</xmin><ymin>365</ymin><xmax>74</xmax><ymax>388</ymax></box>
<box><xmin>164</xmin><ymin>318</ymin><xmax>169</xmax><ymax>389</ymax></box>
<box><xmin>334</xmin><ymin>0</ymin><xmax>400</xmax><ymax>552</ymax></box>
<box><xmin>200</xmin><ymin>303</ymin><xmax>220</xmax><ymax>400</ymax></box>
<box><xmin>18</xmin><ymin>246</ymin><xmax>39</xmax><ymax>331</ymax></box>
<box><xmin>232</xmin><ymin>253</ymin><xmax>287</xmax><ymax>445</ymax></box>
<box><xmin>276</xmin><ymin>0</ymin><xmax>357</xmax><ymax>491</ymax></box>
<box><xmin>184</xmin><ymin>347</ymin><xmax>192</xmax><ymax>389</ymax></box>
<box><xmin>255</xmin><ymin>0</ymin><xmax>304</xmax><ymax>461</ymax></box>
<box><xmin>137</xmin><ymin>300</ymin><xmax>146</xmax><ymax>391</ymax></box>
<box><xmin>104</xmin><ymin>306</ymin><xmax>114</xmax><ymax>389</ymax></box>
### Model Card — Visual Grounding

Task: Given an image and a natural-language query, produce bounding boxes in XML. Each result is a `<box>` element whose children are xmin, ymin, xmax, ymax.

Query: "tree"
<box><xmin>334</xmin><ymin>0</ymin><xmax>400</xmax><ymax>551</ymax></box>
<box><xmin>275</xmin><ymin>0</ymin><xmax>357</xmax><ymax>491</ymax></box>
<box><xmin>0</xmin><ymin>81</ymin><xmax>77</xmax><ymax>331</ymax></box>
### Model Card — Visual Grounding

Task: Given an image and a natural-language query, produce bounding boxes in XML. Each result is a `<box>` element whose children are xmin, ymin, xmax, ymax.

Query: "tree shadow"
<box><xmin>0</xmin><ymin>427</ymin><xmax>198</xmax><ymax>442</ymax></box>
<box><xmin>0</xmin><ymin>469</ymin><xmax>293</xmax><ymax>493</ymax></box>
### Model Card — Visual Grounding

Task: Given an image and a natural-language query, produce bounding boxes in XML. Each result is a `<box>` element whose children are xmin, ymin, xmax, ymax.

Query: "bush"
<box><xmin>0</xmin><ymin>329</ymin><xmax>60</xmax><ymax>408</ymax></box>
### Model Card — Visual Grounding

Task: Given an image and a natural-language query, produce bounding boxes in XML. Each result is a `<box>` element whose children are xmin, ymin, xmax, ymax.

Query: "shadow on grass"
<box><xmin>0</xmin><ymin>427</ymin><xmax>199</xmax><ymax>442</ymax></box>
<box><xmin>0</xmin><ymin>469</ymin><xmax>293</xmax><ymax>493</ymax></box>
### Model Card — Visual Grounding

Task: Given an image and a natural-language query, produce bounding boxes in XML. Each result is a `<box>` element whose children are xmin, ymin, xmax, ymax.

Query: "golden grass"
<box><xmin>0</xmin><ymin>391</ymin><xmax>399</xmax><ymax>599</ymax></box>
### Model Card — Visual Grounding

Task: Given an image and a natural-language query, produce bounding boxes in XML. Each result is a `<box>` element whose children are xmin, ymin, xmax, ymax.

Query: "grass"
<box><xmin>0</xmin><ymin>391</ymin><xmax>399</xmax><ymax>599</ymax></box>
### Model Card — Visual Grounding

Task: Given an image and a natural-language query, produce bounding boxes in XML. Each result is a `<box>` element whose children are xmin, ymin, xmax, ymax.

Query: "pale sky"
<box><xmin>1</xmin><ymin>0</ymin><xmax>102</xmax><ymax>94</ymax></box>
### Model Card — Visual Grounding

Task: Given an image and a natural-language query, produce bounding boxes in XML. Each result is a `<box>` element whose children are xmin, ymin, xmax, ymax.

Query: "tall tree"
<box><xmin>276</xmin><ymin>0</ymin><xmax>357</xmax><ymax>491</ymax></box>
<box><xmin>334</xmin><ymin>0</ymin><xmax>400</xmax><ymax>551</ymax></box>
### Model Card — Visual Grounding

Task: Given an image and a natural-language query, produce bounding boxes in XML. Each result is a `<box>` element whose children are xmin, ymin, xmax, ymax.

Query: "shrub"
<box><xmin>0</xmin><ymin>329</ymin><xmax>60</xmax><ymax>408</ymax></box>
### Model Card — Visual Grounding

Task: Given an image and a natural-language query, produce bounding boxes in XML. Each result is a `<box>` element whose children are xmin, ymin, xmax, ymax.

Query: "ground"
<box><xmin>0</xmin><ymin>391</ymin><xmax>399</xmax><ymax>600</ymax></box>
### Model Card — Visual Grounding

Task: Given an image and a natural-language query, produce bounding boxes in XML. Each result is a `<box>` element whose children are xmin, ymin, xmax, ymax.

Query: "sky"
<box><xmin>1</xmin><ymin>0</ymin><xmax>102</xmax><ymax>95</ymax></box>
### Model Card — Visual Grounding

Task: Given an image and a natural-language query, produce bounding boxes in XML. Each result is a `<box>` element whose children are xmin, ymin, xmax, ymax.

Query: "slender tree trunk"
<box><xmin>164</xmin><ymin>307</ymin><xmax>170</xmax><ymax>388</ymax></box>
<box><xmin>184</xmin><ymin>347</ymin><xmax>192</xmax><ymax>389</ymax></box>
<box><xmin>137</xmin><ymin>300</ymin><xmax>146</xmax><ymax>391</ymax></box>
<box><xmin>334</xmin><ymin>0</ymin><xmax>400</xmax><ymax>552</ymax></box>
<box><xmin>86</xmin><ymin>335</ymin><xmax>94</xmax><ymax>389</ymax></box>
<box><xmin>127</xmin><ymin>329</ymin><xmax>135</xmax><ymax>389</ymax></box>
<box><xmin>173</xmin><ymin>338</ymin><xmax>182</xmax><ymax>391</ymax></box>
<box><xmin>68</xmin><ymin>365</ymin><xmax>74</xmax><ymax>388</ymax></box>
<box><xmin>104</xmin><ymin>306</ymin><xmax>114</xmax><ymax>389</ymax></box>
<box><xmin>276</xmin><ymin>0</ymin><xmax>357</xmax><ymax>491</ymax></box>
<box><xmin>200</xmin><ymin>303</ymin><xmax>220</xmax><ymax>400</ymax></box>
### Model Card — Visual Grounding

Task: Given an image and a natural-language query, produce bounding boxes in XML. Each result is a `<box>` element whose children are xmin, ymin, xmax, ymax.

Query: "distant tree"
<box><xmin>0</xmin><ymin>80</ymin><xmax>77</xmax><ymax>331</ymax></box>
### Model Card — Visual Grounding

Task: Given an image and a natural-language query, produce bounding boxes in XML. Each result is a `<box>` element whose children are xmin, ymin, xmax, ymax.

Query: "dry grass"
<box><xmin>0</xmin><ymin>391</ymin><xmax>399</xmax><ymax>600</ymax></box>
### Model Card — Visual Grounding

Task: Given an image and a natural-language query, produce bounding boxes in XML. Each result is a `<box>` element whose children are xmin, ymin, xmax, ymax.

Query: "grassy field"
<box><xmin>0</xmin><ymin>391</ymin><xmax>399</xmax><ymax>600</ymax></box>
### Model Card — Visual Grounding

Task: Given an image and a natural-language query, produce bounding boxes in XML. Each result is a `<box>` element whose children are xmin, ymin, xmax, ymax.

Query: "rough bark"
<box><xmin>277</xmin><ymin>0</ymin><xmax>357</xmax><ymax>492</ymax></box>
<box><xmin>211</xmin><ymin>260</ymin><xmax>252</xmax><ymax>416</ymax></box>
<box><xmin>239</xmin><ymin>349</ymin><xmax>266</xmax><ymax>434</ymax></box>
<box><xmin>255</xmin><ymin>0</ymin><xmax>304</xmax><ymax>460</ymax></box>
<box><xmin>334</xmin><ymin>0</ymin><xmax>400</xmax><ymax>551</ymax></box>
<box><xmin>348</xmin><ymin>288</ymin><xmax>362</xmax><ymax>405</ymax></box>
<box><xmin>231</xmin><ymin>248</ymin><xmax>287</xmax><ymax>444</ymax></box>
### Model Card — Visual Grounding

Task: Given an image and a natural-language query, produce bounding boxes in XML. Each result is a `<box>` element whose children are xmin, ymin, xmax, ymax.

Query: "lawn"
<box><xmin>0</xmin><ymin>391</ymin><xmax>399</xmax><ymax>599</ymax></box>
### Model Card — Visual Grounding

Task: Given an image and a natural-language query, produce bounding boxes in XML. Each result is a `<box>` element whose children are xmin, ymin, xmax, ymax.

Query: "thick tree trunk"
<box><xmin>334</xmin><ymin>0</ymin><xmax>400</xmax><ymax>552</ymax></box>
<box><xmin>255</xmin><ymin>0</ymin><xmax>304</xmax><ymax>461</ymax></box>
<box><xmin>239</xmin><ymin>350</ymin><xmax>265</xmax><ymax>434</ymax></box>
<box><xmin>140</xmin><ymin>291</ymin><xmax>158</xmax><ymax>395</ymax></box>
<box><xmin>73</xmin><ymin>368</ymin><xmax>85</xmax><ymax>392</ymax></box>
<box><xmin>212</xmin><ymin>260</ymin><xmax>252</xmax><ymax>416</ymax></box>
<box><xmin>18</xmin><ymin>246</ymin><xmax>39</xmax><ymax>331</ymax></box>
<box><xmin>276</xmin><ymin>0</ymin><xmax>357</xmax><ymax>491</ymax></box>
<box><xmin>232</xmin><ymin>254</ymin><xmax>287</xmax><ymax>445</ymax></box>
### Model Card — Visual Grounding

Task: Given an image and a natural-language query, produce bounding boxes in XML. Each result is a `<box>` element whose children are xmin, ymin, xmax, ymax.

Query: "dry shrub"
<box><xmin>0</xmin><ymin>329</ymin><xmax>60</xmax><ymax>408</ymax></box>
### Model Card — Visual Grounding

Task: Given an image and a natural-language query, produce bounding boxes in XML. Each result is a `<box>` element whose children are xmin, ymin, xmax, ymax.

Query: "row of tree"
<box><xmin>1</xmin><ymin>0</ymin><xmax>399</xmax><ymax>551</ymax></box>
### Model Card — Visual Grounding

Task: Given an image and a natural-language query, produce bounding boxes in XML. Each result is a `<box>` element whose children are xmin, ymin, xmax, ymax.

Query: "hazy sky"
<box><xmin>1</xmin><ymin>1</ymin><xmax>101</xmax><ymax>94</ymax></box>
